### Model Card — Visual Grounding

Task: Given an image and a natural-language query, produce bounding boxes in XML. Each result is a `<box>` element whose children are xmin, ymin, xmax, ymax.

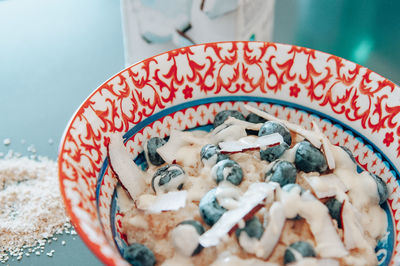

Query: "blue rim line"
<box><xmin>110</xmin><ymin>188</ymin><xmax>125</xmax><ymax>256</ymax></box>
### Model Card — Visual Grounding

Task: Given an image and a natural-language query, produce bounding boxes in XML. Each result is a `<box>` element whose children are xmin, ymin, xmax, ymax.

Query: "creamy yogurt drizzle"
<box><xmin>330</xmin><ymin>144</ymin><xmax>387</xmax><ymax>239</ymax></box>
<box><xmin>199</xmin><ymin>182</ymin><xmax>279</xmax><ymax>248</ymax></box>
<box><xmin>294</xmin><ymin>192</ymin><xmax>347</xmax><ymax>257</ymax></box>
<box><xmin>215</xmin><ymin>182</ymin><xmax>242</xmax><ymax>210</ymax></box>
<box><xmin>279</xmin><ymin>187</ymin><xmax>348</xmax><ymax>258</ymax></box>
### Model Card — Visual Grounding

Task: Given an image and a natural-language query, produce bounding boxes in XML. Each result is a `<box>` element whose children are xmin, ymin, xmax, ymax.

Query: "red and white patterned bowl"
<box><xmin>58</xmin><ymin>42</ymin><xmax>400</xmax><ymax>265</ymax></box>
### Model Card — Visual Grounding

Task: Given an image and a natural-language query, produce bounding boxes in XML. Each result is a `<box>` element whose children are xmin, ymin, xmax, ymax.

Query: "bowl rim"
<box><xmin>57</xmin><ymin>41</ymin><xmax>399</xmax><ymax>265</ymax></box>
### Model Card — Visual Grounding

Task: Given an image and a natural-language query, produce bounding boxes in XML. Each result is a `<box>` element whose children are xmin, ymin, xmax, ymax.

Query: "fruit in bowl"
<box><xmin>58</xmin><ymin>42</ymin><xmax>400</xmax><ymax>265</ymax></box>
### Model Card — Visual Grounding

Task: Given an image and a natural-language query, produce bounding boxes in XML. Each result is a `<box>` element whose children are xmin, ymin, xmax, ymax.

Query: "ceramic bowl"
<box><xmin>58</xmin><ymin>42</ymin><xmax>400</xmax><ymax>265</ymax></box>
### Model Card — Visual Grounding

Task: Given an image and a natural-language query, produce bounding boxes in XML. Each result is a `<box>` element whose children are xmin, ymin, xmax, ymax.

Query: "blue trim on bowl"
<box><xmin>110</xmin><ymin>188</ymin><xmax>126</xmax><ymax>256</ymax></box>
<box><xmin>95</xmin><ymin>96</ymin><xmax>398</xmax><ymax>263</ymax></box>
<box><xmin>96</xmin><ymin>159</ymin><xmax>108</xmax><ymax>206</ymax></box>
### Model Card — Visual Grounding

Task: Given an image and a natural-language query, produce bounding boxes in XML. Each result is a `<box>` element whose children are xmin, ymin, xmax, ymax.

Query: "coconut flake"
<box><xmin>209</xmin><ymin>116</ymin><xmax>262</xmax><ymax>143</ymax></box>
<box><xmin>136</xmin><ymin>191</ymin><xmax>187</xmax><ymax>213</ymax></box>
<box><xmin>199</xmin><ymin>182</ymin><xmax>278</xmax><ymax>248</ymax></box>
<box><xmin>311</xmin><ymin>121</ymin><xmax>335</xmax><ymax>170</ymax></box>
<box><xmin>280</xmin><ymin>143</ymin><xmax>300</xmax><ymax>163</ymax></box>
<box><xmin>156</xmin><ymin>130</ymin><xmax>188</xmax><ymax>164</ymax></box>
<box><xmin>322</xmin><ymin>138</ymin><xmax>335</xmax><ymax>170</ymax></box>
<box><xmin>244</xmin><ymin>105</ymin><xmax>322</xmax><ymax>148</ymax></box>
<box><xmin>224</xmin><ymin>117</ymin><xmax>263</xmax><ymax>131</ymax></box>
<box><xmin>211</xmin><ymin>117</ymin><xmax>262</xmax><ymax>136</ymax></box>
<box><xmin>218</xmin><ymin>133</ymin><xmax>283</xmax><ymax>153</ymax></box>
<box><xmin>108</xmin><ymin>133</ymin><xmax>146</xmax><ymax>199</ymax></box>
<box><xmin>210</xmin><ymin>124</ymin><xmax>247</xmax><ymax>143</ymax></box>
<box><xmin>303</xmin><ymin>174</ymin><xmax>348</xmax><ymax>199</ymax></box>
<box><xmin>157</xmin><ymin>130</ymin><xmax>206</xmax><ymax>164</ymax></box>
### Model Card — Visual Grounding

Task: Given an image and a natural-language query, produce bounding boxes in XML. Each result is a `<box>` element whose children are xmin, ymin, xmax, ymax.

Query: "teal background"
<box><xmin>0</xmin><ymin>0</ymin><xmax>399</xmax><ymax>265</ymax></box>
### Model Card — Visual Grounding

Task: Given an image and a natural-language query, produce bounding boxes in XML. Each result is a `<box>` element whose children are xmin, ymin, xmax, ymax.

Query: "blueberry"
<box><xmin>258</xmin><ymin>121</ymin><xmax>292</xmax><ymax>146</ymax></box>
<box><xmin>151</xmin><ymin>164</ymin><xmax>186</xmax><ymax>194</ymax></box>
<box><xmin>200</xmin><ymin>144</ymin><xmax>229</xmax><ymax>167</ymax></box>
<box><xmin>174</xmin><ymin>220</ymin><xmax>205</xmax><ymax>256</ymax></box>
<box><xmin>325</xmin><ymin>198</ymin><xmax>343</xmax><ymax>228</ymax></box>
<box><xmin>146</xmin><ymin>137</ymin><xmax>166</xmax><ymax>166</ymax></box>
<box><xmin>212</xmin><ymin>159</ymin><xmax>243</xmax><ymax>185</ymax></box>
<box><xmin>213</xmin><ymin>110</ymin><xmax>245</xmax><ymax>128</ymax></box>
<box><xmin>258</xmin><ymin>121</ymin><xmax>291</xmax><ymax>162</ymax></box>
<box><xmin>340</xmin><ymin>145</ymin><xmax>356</xmax><ymax>163</ymax></box>
<box><xmin>235</xmin><ymin>216</ymin><xmax>264</xmax><ymax>240</ymax></box>
<box><xmin>245</xmin><ymin>113</ymin><xmax>267</xmax><ymax>135</ymax></box>
<box><xmin>123</xmin><ymin>243</ymin><xmax>156</xmax><ymax>266</ymax></box>
<box><xmin>284</xmin><ymin>241</ymin><xmax>316</xmax><ymax>265</ymax></box>
<box><xmin>265</xmin><ymin>160</ymin><xmax>297</xmax><ymax>187</ymax></box>
<box><xmin>199</xmin><ymin>188</ymin><xmax>227</xmax><ymax>226</ymax></box>
<box><xmin>370</xmin><ymin>173</ymin><xmax>389</xmax><ymax>205</ymax></box>
<box><xmin>295</xmin><ymin>141</ymin><xmax>328</xmax><ymax>173</ymax></box>
<box><xmin>260</xmin><ymin>142</ymin><xmax>289</xmax><ymax>162</ymax></box>
<box><xmin>246</xmin><ymin>113</ymin><xmax>267</xmax><ymax>124</ymax></box>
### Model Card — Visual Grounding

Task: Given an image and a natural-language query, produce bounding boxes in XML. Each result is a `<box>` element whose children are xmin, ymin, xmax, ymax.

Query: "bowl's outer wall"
<box><xmin>58</xmin><ymin>42</ymin><xmax>400</xmax><ymax>265</ymax></box>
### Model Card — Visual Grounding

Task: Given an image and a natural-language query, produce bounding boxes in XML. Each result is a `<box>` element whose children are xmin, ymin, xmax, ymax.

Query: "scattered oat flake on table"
<box><xmin>0</xmin><ymin>156</ymin><xmax>70</xmax><ymax>263</ymax></box>
<box><xmin>3</xmin><ymin>138</ymin><xmax>11</xmax><ymax>146</ymax></box>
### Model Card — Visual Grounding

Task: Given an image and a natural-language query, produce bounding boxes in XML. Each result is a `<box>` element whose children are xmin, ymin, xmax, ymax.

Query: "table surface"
<box><xmin>1</xmin><ymin>0</ymin><xmax>399</xmax><ymax>265</ymax></box>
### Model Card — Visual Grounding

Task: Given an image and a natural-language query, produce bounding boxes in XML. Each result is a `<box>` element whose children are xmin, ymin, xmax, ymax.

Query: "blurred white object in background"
<box><xmin>121</xmin><ymin>0</ymin><xmax>275</xmax><ymax>66</ymax></box>
<box><xmin>134</xmin><ymin>0</ymin><xmax>193</xmax><ymax>44</ymax></box>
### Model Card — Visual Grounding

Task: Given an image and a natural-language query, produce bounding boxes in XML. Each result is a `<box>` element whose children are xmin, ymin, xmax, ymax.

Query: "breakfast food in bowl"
<box><xmin>58</xmin><ymin>42</ymin><xmax>399</xmax><ymax>266</ymax></box>
<box><xmin>110</xmin><ymin>105</ymin><xmax>388</xmax><ymax>266</ymax></box>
